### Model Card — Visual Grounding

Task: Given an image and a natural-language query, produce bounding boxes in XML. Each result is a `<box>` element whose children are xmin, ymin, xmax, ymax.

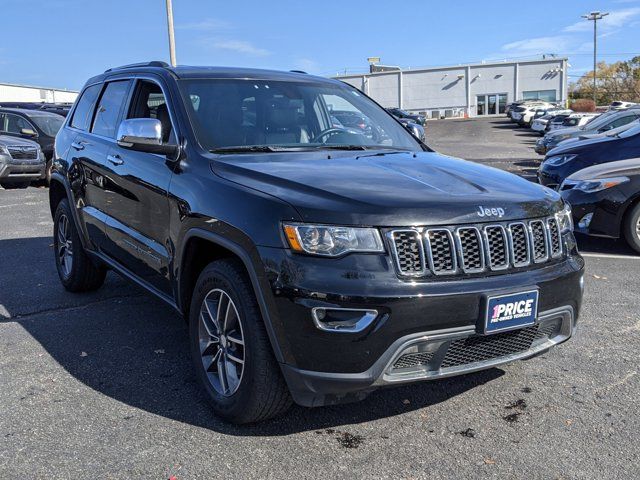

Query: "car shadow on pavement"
<box><xmin>3</xmin><ymin>235</ymin><xmax>505</xmax><ymax>436</ymax></box>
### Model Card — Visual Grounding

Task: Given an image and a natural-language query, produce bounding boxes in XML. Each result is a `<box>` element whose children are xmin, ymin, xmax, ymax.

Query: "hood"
<box><xmin>211</xmin><ymin>150</ymin><xmax>562</xmax><ymax>226</ymax></box>
<box><xmin>567</xmin><ymin>157</ymin><xmax>640</xmax><ymax>181</ymax></box>
<box><xmin>0</xmin><ymin>135</ymin><xmax>40</xmax><ymax>148</ymax></box>
<box><xmin>547</xmin><ymin>127</ymin><xmax>580</xmax><ymax>140</ymax></box>
<box><xmin>547</xmin><ymin>134</ymin><xmax>617</xmax><ymax>157</ymax></box>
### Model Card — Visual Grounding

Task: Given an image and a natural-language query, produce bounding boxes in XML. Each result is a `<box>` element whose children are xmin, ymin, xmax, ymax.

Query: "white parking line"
<box><xmin>581</xmin><ymin>252</ymin><xmax>640</xmax><ymax>260</ymax></box>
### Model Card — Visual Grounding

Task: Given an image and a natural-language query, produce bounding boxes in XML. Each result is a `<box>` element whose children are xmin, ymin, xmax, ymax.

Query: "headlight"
<box><xmin>555</xmin><ymin>204</ymin><xmax>573</xmax><ymax>233</ymax></box>
<box><xmin>283</xmin><ymin>223</ymin><xmax>384</xmax><ymax>257</ymax></box>
<box><xmin>570</xmin><ymin>176</ymin><xmax>629</xmax><ymax>193</ymax></box>
<box><xmin>544</xmin><ymin>154</ymin><xmax>577</xmax><ymax>166</ymax></box>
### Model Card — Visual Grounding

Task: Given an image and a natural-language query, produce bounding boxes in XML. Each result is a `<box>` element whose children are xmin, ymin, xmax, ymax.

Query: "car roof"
<box><xmin>0</xmin><ymin>107</ymin><xmax>63</xmax><ymax>117</ymax></box>
<box><xmin>88</xmin><ymin>64</ymin><xmax>343</xmax><ymax>88</ymax></box>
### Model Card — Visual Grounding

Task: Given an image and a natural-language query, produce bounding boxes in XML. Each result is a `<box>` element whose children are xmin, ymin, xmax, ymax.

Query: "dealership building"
<box><xmin>335</xmin><ymin>58</ymin><xmax>568</xmax><ymax>119</ymax></box>
<box><xmin>0</xmin><ymin>82</ymin><xmax>78</xmax><ymax>104</ymax></box>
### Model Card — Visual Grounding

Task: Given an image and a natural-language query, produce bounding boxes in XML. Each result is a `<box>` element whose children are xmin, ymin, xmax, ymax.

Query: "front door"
<box><xmin>99</xmin><ymin>78</ymin><xmax>176</xmax><ymax>296</ymax></box>
<box><xmin>476</xmin><ymin>93</ymin><xmax>508</xmax><ymax>116</ymax></box>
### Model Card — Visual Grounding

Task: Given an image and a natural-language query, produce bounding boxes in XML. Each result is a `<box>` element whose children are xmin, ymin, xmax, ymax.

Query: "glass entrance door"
<box><xmin>476</xmin><ymin>93</ymin><xmax>508</xmax><ymax>116</ymax></box>
<box><xmin>476</xmin><ymin>95</ymin><xmax>486</xmax><ymax>116</ymax></box>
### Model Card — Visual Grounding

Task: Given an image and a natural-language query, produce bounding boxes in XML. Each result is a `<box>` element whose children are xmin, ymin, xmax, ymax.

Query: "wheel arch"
<box><xmin>620</xmin><ymin>192</ymin><xmax>640</xmax><ymax>238</ymax></box>
<box><xmin>178</xmin><ymin>228</ymin><xmax>287</xmax><ymax>364</ymax></box>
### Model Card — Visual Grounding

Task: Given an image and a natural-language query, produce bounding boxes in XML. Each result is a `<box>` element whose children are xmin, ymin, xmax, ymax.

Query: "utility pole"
<box><xmin>165</xmin><ymin>0</ymin><xmax>177</xmax><ymax>66</ymax></box>
<box><xmin>581</xmin><ymin>11</ymin><xmax>608</xmax><ymax>105</ymax></box>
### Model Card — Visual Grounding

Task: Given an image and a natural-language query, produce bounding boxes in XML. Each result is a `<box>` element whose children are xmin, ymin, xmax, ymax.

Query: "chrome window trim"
<box><xmin>387</xmin><ymin>229</ymin><xmax>426</xmax><ymax>277</ymax></box>
<box><xmin>424</xmin><ymin>228</ymin><xmax>458</xmax><ymax>275</ymax></box>
<box><xmin>507</xmin><ymin>222</ymin><xmax>531</xmax><ymax>268</ymax></box>
<box><xmin>454</xmin><ymin>226</ymin><xmax>485</xmax><ymax>274</ymax></box>
<box><xmin>482</xmin><ymin>224</ymin><xmax>510</xmax><ymax>271</ymax></box>
<box><xmin>529</xmin><ymin>219</ymin><xmax>550</xmax><ymax>263</ymax></box>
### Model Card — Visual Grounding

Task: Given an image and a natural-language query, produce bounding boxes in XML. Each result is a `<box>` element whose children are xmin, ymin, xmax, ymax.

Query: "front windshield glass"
<box><xmin>178</xmin><ymin>79</ymin><xmax>421</xmax><ymax>151</ymax></box>
<box><xmin>29</xmin><ymin>114</ymin><xmax>64</xmax><ymax>136</ymax></box>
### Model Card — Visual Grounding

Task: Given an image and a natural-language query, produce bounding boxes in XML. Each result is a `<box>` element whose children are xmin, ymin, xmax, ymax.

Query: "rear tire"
<box><xmin>189</xmin><ymin>259</ymin><xmax>292</xmax><ymax>424</ymax></box>
<box><xmin>53</xmin><ymin>199</ymin><xmax>106</xmax><ymax>292</ymax></box>
<box><xmin>623</xmin><ymin>202</ymin><xmax>640</xmax><ymax>254</ymax></box>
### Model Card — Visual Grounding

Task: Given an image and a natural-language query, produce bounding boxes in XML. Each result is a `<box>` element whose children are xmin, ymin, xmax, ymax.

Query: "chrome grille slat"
<box><xmin>483</xmin><ymin>225</ymin><xmax>509</xmax><ymax>270</ymax></box>
<box><xmin>529</xmin><ymin>220</ymin><xmax>549</xmax><ymax>263</ymax></box>
<box><xmin>456</xmin><ymin>227</ymin><xmax>484</xmax><ymax>273</ymax></box>
<box><xmin>389</xmin><ymin>217</ymin><xmax>563</xmax><ymax>278</ymax></box>
<box><xmin>7</xmin><ymin>146</ymin><xmax>38</xmax><ymax>160</ymax></box>
<box><xmin>425</xmin><ymin>229</ymin><xmax>457</xmax><ymax>275</ymax></box>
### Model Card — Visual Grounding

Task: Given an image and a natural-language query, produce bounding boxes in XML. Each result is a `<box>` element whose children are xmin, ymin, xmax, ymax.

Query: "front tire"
<box><xmin>624</xmin><ymin>202</ymin><xmax>640</xmax><ymax>254</ymax></box>
<box><xmin>189</xmin><ymin>259</ymin><xmax>292</xmax><ymax>424</ymax></box>
<box><xmin>53</xmin><ymin>199</ymin><xmax>106</xmax><ymax>292</ymax></box>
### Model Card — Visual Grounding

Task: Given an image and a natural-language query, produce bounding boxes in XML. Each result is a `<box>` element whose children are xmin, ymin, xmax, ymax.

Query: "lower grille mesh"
<box><xmin>393</xmin><ymin>352</ymin><xmax>434</xmax><ymax>369</ymax></box>
<box><xmin>440</xmin><ymin>326</ymin><xmax>539</xmax><ymax>369</ymax></box>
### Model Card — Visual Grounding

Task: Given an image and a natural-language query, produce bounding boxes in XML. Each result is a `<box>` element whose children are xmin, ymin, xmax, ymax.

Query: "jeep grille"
<box><xmin>388</xmin><ymin>217</ymin><xmax>563</xmax><ymax>278</ymax></box>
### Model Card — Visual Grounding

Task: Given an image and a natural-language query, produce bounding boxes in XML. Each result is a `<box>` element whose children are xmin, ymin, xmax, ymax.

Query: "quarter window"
<box><xmin>70</xmin><ymin>84</ymin><xmax>101</xmax><ymax>131</ymax></box>
<box><xmin>91</xmin><ymin>80</ymin><xmax>131</xmax><ymax>138</ymax></box>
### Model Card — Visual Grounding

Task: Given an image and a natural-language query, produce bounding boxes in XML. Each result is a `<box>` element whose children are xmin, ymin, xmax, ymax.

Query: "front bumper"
<box><xmin>561</xmin><ymin>187</ymin><xmax>624</xmax><ymax>238</ymax></box>
<box><xmin>282</xmin><ymin>306</ymin><xmax>575</xmax><ymax>406</ymax></box>
<box><xmin>259</xmin><ymin>241</ymin><xmax>584</xmax><ymax>407</ymax></box>
<box><xmin>0</xmin><ymin>159</ymin><xmax>46</xmax><ymax>182</ymax></box>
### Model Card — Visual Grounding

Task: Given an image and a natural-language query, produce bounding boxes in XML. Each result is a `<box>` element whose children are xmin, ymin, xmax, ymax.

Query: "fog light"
<box><xmin>578</xmin><ymin>213</ymin><xmax>593</xmax><ymax>229</ymax></box>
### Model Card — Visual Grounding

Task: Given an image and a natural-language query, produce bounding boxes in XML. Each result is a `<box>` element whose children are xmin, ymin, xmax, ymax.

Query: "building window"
<box><xmin>522</xmin><ymin>90</ymin><xmax>557</xmax><ymax>102</ymax></box>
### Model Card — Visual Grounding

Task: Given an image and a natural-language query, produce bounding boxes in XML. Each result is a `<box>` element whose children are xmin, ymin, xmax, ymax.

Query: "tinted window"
<box><xmin>0</xmin><ymin>113</ymin><xmax>34</xmax><ymax>134</ymax></box>
<box><xmin>70</xmin><ymin>84</ymin><xmax>101</xmax><ymax>131</ymax></box>
<box><xmin>91</xmin><ymin>81</ymin><xmax>130</xmax><ymax>138</ymax></box>
<box><xmin>127</xmin><ymin>80</ymin><xmax>174</xmax><ymax>143</ymax></box>
<box><xmin>29</xmin><ymin>114</ymin><xmax>64</xmax><ymax>136</ymax></box>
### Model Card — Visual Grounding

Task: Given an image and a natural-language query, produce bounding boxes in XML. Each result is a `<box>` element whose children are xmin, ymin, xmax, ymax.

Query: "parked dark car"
<box><xmin>0</xmin><ymin>102</ymin><xmax>73</xmax><ymax>117</ymax></box>
<box><xmin>535</xmin><ymin>109</ymin><xmax>640</xmax><ymax>155</ymax></box>
<box><xmin>0</xmin><ymin>134</ymin><xmax>45</xmax><ymax>188</ymax></box>
<box><xmin>386</xmin><ymin>108</ymin><xmax>426</xmax><ymax>126</ymax></box>
<box><xmin>560</xmin><ymin>158</ymin><xmax>640</xmax><ymax>253</ymax></box>
<box><xmin>538</xmin><ymin>123</ymin><xmax>640</xmax><ymax>189</ymax></box>
<box><xmin>0</xmin><ymin>107</ymin><xmax>65</xmax><ymax>183</ymax></box>
<box><xmin>49</xmin><ymin>62</ymin><xmax>583</xmax><ymax>424</ymax></box>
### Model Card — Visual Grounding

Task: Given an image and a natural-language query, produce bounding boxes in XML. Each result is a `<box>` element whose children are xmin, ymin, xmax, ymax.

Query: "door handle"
<box><xmin>71</xmin><ymin>141</ymin><xmax>86</xmax><ymax>151</ymax></box>
<box><xmin>107</xmin><ymin>154</ymin><xmax>124</xmax><ymax>166</ymax></box>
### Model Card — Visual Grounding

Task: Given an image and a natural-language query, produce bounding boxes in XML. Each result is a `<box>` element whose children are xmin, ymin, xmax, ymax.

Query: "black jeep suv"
<box><xmin>49</xmin><ymin>62</ymin><xmax>584</xmax><ymax>424</ymax></box>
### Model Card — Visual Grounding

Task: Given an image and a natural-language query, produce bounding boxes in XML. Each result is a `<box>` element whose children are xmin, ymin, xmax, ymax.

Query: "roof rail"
<box><xmin>104</xmin><ymin>61</ymin><xmax>170</xmax><ymax>73</ymax></box>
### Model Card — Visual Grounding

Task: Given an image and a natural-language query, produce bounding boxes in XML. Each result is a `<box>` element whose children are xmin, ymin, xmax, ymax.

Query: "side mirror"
<box><xmin>116</xmin><ymin>118</ymin><xmax>179</xmax><ymax>158</ymax></box>
<box><xmin>21</xmin><ymin>128</ymin><xmax>37</xmax><ymax>137</ymax></box>
<box><xmin>404</xmin><ymin>122</ymin><xmax>423</xmax><ymax>140</ymax></box>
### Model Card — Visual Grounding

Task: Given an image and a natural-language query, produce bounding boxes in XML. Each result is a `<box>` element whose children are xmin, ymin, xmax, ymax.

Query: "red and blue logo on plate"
<box><xmin>483</xmin><ymin>290</ymin><xmax>539</xmax><ymax>334</ymax></box>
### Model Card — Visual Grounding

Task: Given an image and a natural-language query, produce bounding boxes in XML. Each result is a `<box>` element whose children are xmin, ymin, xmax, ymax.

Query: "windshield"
<box><xmin>178</xmin><ymin>79</ymin><xmax>421</xmax><ymax>151</ymax></box>
<box><xmin>28</xmin><ymin>114</ymin><xmax>64</xmax><ymax>136</ymax></box>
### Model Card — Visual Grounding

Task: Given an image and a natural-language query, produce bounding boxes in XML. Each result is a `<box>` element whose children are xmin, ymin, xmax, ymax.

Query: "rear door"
<box><xmin>68</xmin><ymin>80</ymin><xmax>132</xmax><ymax>251</ymax></box>
<box><xmin>99</xmin><ymin>77</ymin><xmax>177</xmax><ymax>296</ymax></box>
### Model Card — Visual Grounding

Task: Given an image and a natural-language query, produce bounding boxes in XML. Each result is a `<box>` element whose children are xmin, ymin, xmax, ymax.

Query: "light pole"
<box><xmin>581</xmin><ymin>11</ymin><xmax>608</xmax><ymax>105</ymax></box>
<box><xmin>165</xmin><ymin>0</ymin><xmax>177</xmax><ymax>66</ymax></box>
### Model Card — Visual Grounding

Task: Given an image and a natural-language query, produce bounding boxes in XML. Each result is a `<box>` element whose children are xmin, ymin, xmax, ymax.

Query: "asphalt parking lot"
<box><xmin>1</xmin><ymin>117</ymin><xmax>639</xmax><ymax>479</ymax></box>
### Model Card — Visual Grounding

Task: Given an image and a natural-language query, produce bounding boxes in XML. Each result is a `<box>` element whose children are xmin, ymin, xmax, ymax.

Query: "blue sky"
<box><xmin>0</xmin><ymin>0</ymin><xmax>639</xmax><ymax>91</ymax></box>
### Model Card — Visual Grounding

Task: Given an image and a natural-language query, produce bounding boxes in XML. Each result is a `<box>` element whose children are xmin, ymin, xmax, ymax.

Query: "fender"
<box><xmin>49</xmin><ymin>171</ymin><xmax>89</xmax><ymax>250</ymax></box>
<box><xmin>179</xmin><ymin>228</ymin><xmax>288</xmax><ymax>364</ymax></box>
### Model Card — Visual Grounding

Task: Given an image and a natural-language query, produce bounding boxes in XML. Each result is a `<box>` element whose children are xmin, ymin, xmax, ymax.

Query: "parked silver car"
<box><xmin>0</xmin><ymin>135</ymin><xmax>45</xmax><ymax>188</ymax></box>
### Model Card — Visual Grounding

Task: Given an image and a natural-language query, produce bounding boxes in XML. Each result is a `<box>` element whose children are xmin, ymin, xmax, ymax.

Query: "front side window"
<box><xmin>1</xmin><ymin>113</ymin><xmax>34</xmax><ymax>134</ymax></box>
<box><xmin>178</xmin><ymin>79</ymin><xmax>420</xmax><ymax>151</ymax></box>
<box><xmin>127</xmin><ymin>80</ymin><xmax>175</xmax><ymax>143</ymax></box>
<box><xmin>70</xmin><ymin>84</ymin><xmax>102</xmax><ymax>131</ymax></box>
<box><xmin>91</xmin><ymin>80</ymin><xmax>131</xmax><ymax>138</ymax></box>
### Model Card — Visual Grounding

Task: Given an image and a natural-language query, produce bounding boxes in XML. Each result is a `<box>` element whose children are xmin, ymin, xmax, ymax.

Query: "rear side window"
<box><xmin>70</xmin><ymin>84</ymin><xmax>101</xmax><ymax>131</ymax></box>
<box><xmin>91</xmin><ymin>80</ymin><xmax>131</xmax><ymax>138</ymax></box>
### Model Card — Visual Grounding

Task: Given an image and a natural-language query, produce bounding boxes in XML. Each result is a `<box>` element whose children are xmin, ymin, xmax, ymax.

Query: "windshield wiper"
<box><xmin>210</xmin><ymin>145</ymin><xmax>288</xmax><ymax>153</ymax></box>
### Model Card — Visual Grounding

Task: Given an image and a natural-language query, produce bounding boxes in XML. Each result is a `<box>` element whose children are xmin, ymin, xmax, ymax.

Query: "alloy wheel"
<box><xmin>198</xmin><ymin>288</ymin><xmax>245</xmax><ymax>396</ymax></box>
<box><xmin>636</xmin><ymin>217</ymin><xmax>640</xmax><ymax>241</ymax></box>
<box><xmin>57</xmin><ymin>214</ymin><xmax>73</xmax><ymax>277</ymax></box>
